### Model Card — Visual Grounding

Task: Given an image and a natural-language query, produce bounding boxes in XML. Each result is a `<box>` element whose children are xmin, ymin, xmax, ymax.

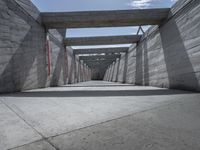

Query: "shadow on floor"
<box><xmin>2</xmin><ymin>89</ymin><xmax>195</xmax><ymax>97</ymax></box>
<box><xmin>160</xmin><ymin>8</ymin><xmax>199</xmax><ymax>91</ymax></box>
<box><xmin>61</xmin><ymin>84</ymin><xmax>135</xmax><ymax>88</ymax></box>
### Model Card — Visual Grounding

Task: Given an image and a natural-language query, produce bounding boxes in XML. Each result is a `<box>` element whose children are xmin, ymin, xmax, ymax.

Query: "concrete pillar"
<box><xmin>111</xmin><ymin>62</ymin><xmax>116</xmax><ymax>82</ymax></box>
<box><xmin>107</xmin><ymin>66</ymin><xmax>112</xmax><ymax>81</ymax></box>
<box><xmin>109</xmin><ymin>63</ymin><xmax>115</xmax><ymax>81</ymax></box>
<box><xmin>73</xmin><ymin>54</ymin><xmax>77</xmax><ymax>83</ymax></box>
<box><xmin>123</xmin><ymin>52</ymin><xmax>128</xmax><ymax>83</ymax></box>
<box><xmin>104</xmin><ymin>69</ymin><xmax>108</xmax><ymax>81</ymax></box>
<box><xmin>115</xmin><ymin>58</ymin><xmax>120</xmax><ymax>82</ymax></box>
<box><xmin>89</xmin><ymin>69</ymin><xmax>92</xmax><ymax>80</ymax></box>
<box><xmin>79</xmin><ymin>61</ymin><xmax>82</xmax><ymax>82</ymax></box>
<box><xmin>108</xmin><ymin>65</ymin><xmax>113</xmax><ymax>81</ymax></box>
<box><xmin>83</xmin><ymin>64</ymin><xmax>86</xmax><ymax>82</ymax></box>
<box><xmin>86</xmin><ymin>66</ymin><xmax>89</xmax><ymax>81</ymax></box>
<box><xmin>76</xmin><ymin>61</ymin><xmax>80</xmax><ymax>83</ymax></box>
<box><xmin>64</xmin><ymin>48</ymin><xmax>69</xmax><ymax>84</ymax></box>
<box><xmin>84</xmin><ymin>64</ymin><xmax>87</xmax><ymax>81</ymax></box>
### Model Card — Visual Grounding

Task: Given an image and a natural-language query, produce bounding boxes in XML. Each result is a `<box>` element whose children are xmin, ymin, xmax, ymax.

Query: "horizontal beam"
<box><xmin>83</xmin><ymin>60</ymin><xmax>116</xmax><ymax>68</ymax></box>
<box><xmin>86</xmin><ymin>61</ymin><xmax>114</xmax><ymax>65</ymax></box>
<box><xmin>65</xmin><ymin>35</ymin><xmax>141</xmax><ymax>46</ymax></box>
<box><xmin>86</xmin><ymin>61</ymin><xmax>114</xmax><ymax>68</ymax></box>
<box><xmin>41</xmin><ymin>8</ymin><xmax>170</xmax><ymax>28</ymax></box>
<box><xmin>73</xmin><ymin>47</ymin><xmax>128</xmax><ymax>55</ymax></box>
<box><xmin>79</xmin><ymin>54</ymin><xmax>120</xmax><ymax>61</ymax></box>
<box><xmin>87</xmin><ymin>64</ymin><xmax>112</xmax><ymax>69</ymax></box>
<box><xmin>83</xmin><ymin>59</ymin><xmax>116</xmax><ymax>63</ymax></box>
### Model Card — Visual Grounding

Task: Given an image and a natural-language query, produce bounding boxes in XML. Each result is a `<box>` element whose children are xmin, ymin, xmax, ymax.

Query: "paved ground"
<box><xmin>0</xmin><ymin>81</ymin><xmax>200</xmax><ymax>150</ymax></box>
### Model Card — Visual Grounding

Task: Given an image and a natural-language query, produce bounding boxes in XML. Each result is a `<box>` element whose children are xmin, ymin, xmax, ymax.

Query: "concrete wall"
<box><xmin>104</xmin><ymin>0</ymin><xmax>200</xmax><ymax>91</ymax></box>
<box><xmin>91</xmin><ymin>68</ymin><xmax>106</xmax><ymax>80</ymax></box>
<box><xmin>0</xmin><ymin>0</ymin><xmax>91</xmax><ymax>93</ymax></box>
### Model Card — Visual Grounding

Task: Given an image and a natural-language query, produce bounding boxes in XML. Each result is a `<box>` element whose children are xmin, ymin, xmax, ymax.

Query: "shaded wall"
<box><xmin>92</xmin><ymin>68</ymin><xmax>106</xmax><ymax>80</ymax></box>
<box><xmin>0</xmin><ymin>0</ymin><xmax>91</xmax><ymax>93</ymax></box>
<box><xmin>104</xmin><ymin>0</ymin><xmax>200</xmax><ymax>91</ymax></box>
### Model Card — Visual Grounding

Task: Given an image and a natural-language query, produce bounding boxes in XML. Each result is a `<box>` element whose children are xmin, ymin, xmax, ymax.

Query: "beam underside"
<box><xmin>73</xmin><ymin>47</ymin><xmax>128</xmax><ymax>54</ymax></box>
<box><xmin>41</xmin><ymin>8</ymin><xmax>170</xmax><ymax>28</ymax></box>
<box><xmin>65</xmin><ymin>35</ymin><xmax>141</xmax><ymax>46</ymax></box>
<box><xmin>79</xmin><ymin>55</ymin><xmax>120</xmax><ymax>61</ymax></box>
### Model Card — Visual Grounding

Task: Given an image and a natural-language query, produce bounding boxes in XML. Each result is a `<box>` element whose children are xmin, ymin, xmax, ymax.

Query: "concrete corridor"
<box><xmin>0</xmin><ymin>81</ymin><xmax>200</xmax><ymax>150</ymax></box>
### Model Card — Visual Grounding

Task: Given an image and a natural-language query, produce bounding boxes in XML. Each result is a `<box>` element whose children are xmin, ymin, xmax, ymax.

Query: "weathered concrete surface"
<box><xmin>41</xmin><ymin>8</ymin><xmax>170</xmax><ymax>28</ymax></box>
<box><xmin>0</xmin><ymin>0</ymin><xmax>92</xmax><ymax>93</ymax></box>
<box><xmin>0</xmin><ymin>101</ymin><xmax>42</xmax><ymax>150</ymax></box>
<box><xmin>0</xmin><ymin>81</ymin><xmax>200</xmax><ymax>150</ymax></box>
<box><xmin>11</xmin><ymin>141</ymin><xmax>56</xmax><ymax>150</ymax></box>
<box><xmin>79</xmin><ymin>54</ymin><xmax>120</xmax><ymax>61</ymax></box>
<box><xmin>64</xmin><ymin>35</ymin><xmax>141</xmax><ymax>46</ymax></box>
<box><xmin>50</xmin><ymin>96</ymin><xmax>200</xmax><ymax>150</ymax></box>
<box><xmin>104</xmin><ymin>0</ymin><xmax>200</xmax><ymax>91</ymax></box>
<box><xmin>73</xmin><ymin>47</ymin><xmax>128</xmax><ymax>55</ymax></box>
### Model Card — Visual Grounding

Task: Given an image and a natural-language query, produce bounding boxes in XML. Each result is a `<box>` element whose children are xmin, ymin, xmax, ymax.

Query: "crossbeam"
<box><xmin>73</xmin><ymin>47</ymin><xmax>128</xmax><ymax>55</ymax></box>
<box><xmin>79</xmin><ymin>54</ymin><xmax>120</xmax><ymax>61</ymax></box>
<box><xmin>41</xmin><ymin>8</ymin><xmax>170</xmax><ymax>28</ymax></box>
<box><xmin>87</xmin><ymin>64</ymin><xmax>113</xmax><ymax>69</ymax></box>
<box><xmin>65</xmin><ymin>35</ymin><xmax>141</xmax><ymax>46</ymax></box>
<box><xmin>86</xmin><ymin>61</ymin><xmax>115</xmax><ymax>68</ymax></box>
<box><xmin>86</xmin><ymin>61</ymin><xmax>114</xmax><ymax>65</ymax></box>
<box><xmin>84</xmin><ymin>57</ymin><xmax>116</xmax><ymax>64</ymax></box>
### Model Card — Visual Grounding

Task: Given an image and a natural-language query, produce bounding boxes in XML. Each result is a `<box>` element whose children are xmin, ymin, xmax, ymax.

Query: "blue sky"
<box><xmin>32</xmin><ymin>0</ymin><xmax>176</xmax><ymax>12</ymax></box>
<box><xmin>32</xmin><ymin>0</ymin><xmax>177</xmax><ymax>48</ymax></box>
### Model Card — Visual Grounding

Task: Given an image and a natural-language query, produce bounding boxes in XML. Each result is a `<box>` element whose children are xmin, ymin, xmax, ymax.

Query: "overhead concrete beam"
<box><xmin>83</xmin><ymin>59</ymin><xmax>116</xmax><ymax>63</ymax></box>
<box><xmin>84</xmin><ymin>60</ymin><xmax>116</xmax><ymax>67</ymax></box>
<box><xmin>73</xmin><ymin>47</ymin><xmax>129</xmax><ymax>55</ymax></box>
<box><xmin>64</xmin><ymin>35</ymin><xmax>141</xmax><ymax>46</ymax></box>
<box><xmin>79</xmin><ymin>54</ymin><xmax>120</xmax><ymax>61</ymax></box>
<box><xmin>86</xmin><ymin>61</ymin><xmax>113</xmax><ymax>65</ymax></box>
<box><xmin>86</xmin><ymin>61</ymin><xmax>114</xmax><ymax>69</ymax></box>
<box><xmin>87</xmin><ymin>65</ymin><xmax>111</xmax><ymax>69</ymax></box>
<box><xmin>41</xmin><ymin>8</ymin><xmax>170</xmax><ymax>28</ymax></box>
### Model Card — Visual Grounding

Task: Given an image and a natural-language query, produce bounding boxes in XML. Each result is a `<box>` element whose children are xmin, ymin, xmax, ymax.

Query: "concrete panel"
<box><xmin>117</xmin><ymin>54</ymin><xmax>126</xmax><ymax>83</ymax></box>
<box><xmin>104</xmin><ymin>0</ymin><xmax>200</xmax><ymax>91</ymax></box>
<box><xmin>12</xmin><ymin>140</ymin><xmax>56</xmax><ymax>150</ymax></box>
<box><xmin>0</xmin><ymin>101</ymin><xmax>41</xmax><ymax>150</ymax></box>
<box><xmin>64</xmin><ymin>35</ymin><xmax>141</xmax><ymax>46</ymax></box>
<box><xmin>79</xmin><ymin>54</ymin><xmax>120</xmax><ymax>61</ymax></box>
<box><xmin>73</xmin><ymin>47</ymin><xmax>128</xmax><ymax>55</ymax></box>
<box><xmin>49</xmin><ymin>93</ymin><xmax>200</xmax><ymax>150</ymax></box>
<box><xmin>41</xmin><ymin>8</ymin><xmax>170</xmax><ymax>28</ymax></box>
<box><xmin>2</xmin><ymin>81</ymin><xmax>198</xmax><ymax>140</ymax></box>
<box><xmin>0</xmin><ymin>0</ymin><xmax>92</xmax><ymax>93</ymax></box>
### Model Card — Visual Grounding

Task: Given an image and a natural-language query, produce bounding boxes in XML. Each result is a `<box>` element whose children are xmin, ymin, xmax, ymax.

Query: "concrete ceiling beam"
<box><xmin>73</xmin><ymin>47</ymin><xmax>129</xmax><ymax>55</ymax></box>
<box><xmin>79</xmin><ymin>54</ymin><xmax>120</xmax><ymax>61</ymax></box>
<box><xmin>64</xmin><ymin>35</ymin><xmax>141</xmax><ymax>46</ymax></box>
<box><xmin>41</xmin><ymin>8</ymin><xmax>170</xmax><ymax>28</ymax></box>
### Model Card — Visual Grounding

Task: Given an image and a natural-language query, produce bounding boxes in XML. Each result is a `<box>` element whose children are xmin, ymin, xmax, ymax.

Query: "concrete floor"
<box><xmin>0</xmin><ymin>81</ymin><xmax>200</xmax><ymax>150</ymax></box>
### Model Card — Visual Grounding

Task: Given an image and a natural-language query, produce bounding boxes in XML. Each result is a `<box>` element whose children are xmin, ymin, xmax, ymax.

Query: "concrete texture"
<box><xmin>41</xmin><ymin>8</ymin><xmax>170</xmax><ymax>28</ymax></box>
<box><xmin>0</xmin><ymin>81</ymin><xmax>200</xmax><ymax>150</ymax></box>
<box><xmin>12</xmin><ymin>141</ymin><xmax>56</xmax><ymax>150</ymax></box>
<box><xmin>0</xmin><ymin>101</ymin><xmax>42</xmax><ymax>150</ymax></box>
<box><xmin>73</xmin><ymin>47</ymin><xmax>128</xmax><ymax>55</ymax></box>
<box><xmin>79</xmin><ymin>54</ymin><xmax>121</xmax><ymax>61</ymax></box>
<box><xmin>104</xmin><ymin>0</ymin><xmax>200</xmax><ymax>91</ymax></box>
<box><xmin>0</xmin><ymin>0</ymin><xmax>91</xmax><ymax>93</ymax></box>
<box><xmin>64</xmin><ymin>35</ymin><xmax>141</xmax><ymax>46</ymax></box>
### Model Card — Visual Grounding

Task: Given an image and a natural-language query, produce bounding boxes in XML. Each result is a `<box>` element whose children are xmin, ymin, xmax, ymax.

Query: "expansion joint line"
<box><xmin>0</xmin><ymin>95</ymin><xmax>186</xmax><ymax>150</ymax></box>
<box><xmin>49</xmin><ymin>97</ymin><xmax>185</xmax><ymax>139</ymax></box>
<box><xmin>0</xmin><ymin>98</ymin><xmax>60</xmax><ymax>150</ymax></box>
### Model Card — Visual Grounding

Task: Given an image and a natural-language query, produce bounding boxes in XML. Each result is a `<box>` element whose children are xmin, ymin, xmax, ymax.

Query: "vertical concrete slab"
<box><xmin>115</xmin><ymin>58</ymin><xmax>121</xmax><ymax>82</ymax></box>
<box><xmin>123</xmin><ymin>52</ymin><xmax>128</xmax><ymax>83</ymax></box>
